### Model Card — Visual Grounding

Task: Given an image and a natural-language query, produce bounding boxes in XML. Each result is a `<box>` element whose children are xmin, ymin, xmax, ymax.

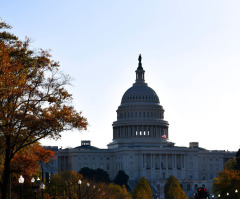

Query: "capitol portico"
<box><xmin>55</xmin><ymin>55</ymin><xmax>235</xmax><ymax>198</ymax></box>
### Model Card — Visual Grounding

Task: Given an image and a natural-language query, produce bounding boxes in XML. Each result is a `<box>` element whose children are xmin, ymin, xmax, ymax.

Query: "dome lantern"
<box><xmin>135</xmin><ymin>54</ymin><xmax>145</xmax><ymax>84</ymax></box>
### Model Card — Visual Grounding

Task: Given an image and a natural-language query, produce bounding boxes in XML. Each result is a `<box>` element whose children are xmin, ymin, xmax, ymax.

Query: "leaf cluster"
<box><xmin>212</xmin><ymin>158</ymin><xmax>240</xmax><ymax>198</ymax></box>
<box><xmin>47</xmin><ymin>171</ymin><xmax>132</xmax><ymax>199</ymax></box>
<box><xmin>132</xmin><ymin>177</ymin><xmax>152</xmax><ymax>199</ymax></box>
<box><xmin>79</xmin><ymin>167</ymin><xmax>110</xmax><ymax>183</ymax></box>
<box><xmin>114</xmin><ymin>170</ymin><xmax>129</xmax><ymax>187</ymax></box>
<box><xmin>164</xmin><ymin>175</ymin><xmax>188</xmax><ymax>199</ymax></box>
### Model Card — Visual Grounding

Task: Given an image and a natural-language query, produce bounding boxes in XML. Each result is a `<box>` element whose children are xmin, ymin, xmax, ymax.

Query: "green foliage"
<box><xmin>114</xmin><ymin>170</ymin><xmax>129</xmax><ymax>187</ymax></box>
<box><xmin>46</xmin><ymin>171</ymin><xmax>82</xmax><ymax>199</ymax></box>
<box><xmin>132</xmin><ymin>177</ymin><xmax>152</xmax><ymax>199</ymax></box>
<box><xmin>79</xmin><ymin>167</ymin><xmax>110</xmax><ymax>183</ymax></box>
<box><xmin>47</xmin><ymin>171</ymin><xmax>132</xmax><ymax>199</ymax></box>
<box><xmin>164</xmin><ymin>175</ymin><xmax>188</xmax><ymax>199</ymax></box>
<box><xmin>225</xmin><ymin>157</ymin><xmax>237</xmax><ymax>170</ymax></box>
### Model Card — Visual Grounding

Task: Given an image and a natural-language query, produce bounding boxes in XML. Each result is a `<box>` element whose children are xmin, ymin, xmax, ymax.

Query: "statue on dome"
<box><xmin>138</xmin><ymin>54</ymin><xmax>142</xmax><ymax>63</ymax></box>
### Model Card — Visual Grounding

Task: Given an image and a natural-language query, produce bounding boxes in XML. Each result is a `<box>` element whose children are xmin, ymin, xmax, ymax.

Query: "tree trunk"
<box><xmin>1</xmin><ymin>141</ymin><xmax>11</xmax><ymax>199</ymax></box>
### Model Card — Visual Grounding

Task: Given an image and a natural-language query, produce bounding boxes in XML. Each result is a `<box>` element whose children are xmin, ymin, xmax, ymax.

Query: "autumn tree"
<box><xmin>132</xmin><ymin>177</ymin><xmax>152</xmax><ymax>199</ymax></box>
<box><xmin>212</xmin><ymin>158</ymin><xmax>240</xmax><ymax>198</ymax></box>
<box><xmin>107</xmin><ymin>184</ymin><xmax>132</xmax><ymax>199</ymax></box>
<box><xmin>236</xmin><ymin>148</ymin><xmax>240</xmax><ymax>170</ymax></box>
<box><xmin>47</xmin><ymin>171</ymin><xmax>132</xmax><ymax>199</ymax></box>
<box><xmin>164</xmin><ymin>175</ymin><xmax>188</xmax><ymax>199</ymax></box>
<box><xmin>46</xmin><ymin>171</ymin><xmax>82</xmax><ymax>198</ymax></box>
<box><xmin>0</xmin><ymin>20</ymin><xmax>88</xmax><ymax>199</ymax></box>
<box><xmin>9</xmin><ymin>142</ymin><xmax>55</xmax><ymax>179</ymax></box>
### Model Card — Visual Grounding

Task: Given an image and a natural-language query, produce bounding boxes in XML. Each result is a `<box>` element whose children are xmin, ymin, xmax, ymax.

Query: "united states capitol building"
<box><xmin>47</xmin><ymin>55</ymin><xmax>235</xmax><ymax>198</ymax></box>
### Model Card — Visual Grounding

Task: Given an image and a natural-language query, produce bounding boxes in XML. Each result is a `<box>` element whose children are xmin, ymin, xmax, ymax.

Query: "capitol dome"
<box><xmin>108</xmin><ymin>55</ymin><xmax>172</xmax><ymax>149</ymax></box>
<box><xmin>121</xmin><ymin>85</ymin><xmax>160</xmax><ymax>104</ymax></box>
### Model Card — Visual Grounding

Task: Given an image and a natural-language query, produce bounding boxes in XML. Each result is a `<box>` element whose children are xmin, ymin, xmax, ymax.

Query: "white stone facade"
<box><xmin>57</xmin><ymin>56</ymin><xmax>235</xmax><ymax>198</ymax></box>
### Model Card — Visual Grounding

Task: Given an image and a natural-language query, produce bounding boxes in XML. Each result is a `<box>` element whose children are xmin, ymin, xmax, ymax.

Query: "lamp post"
<box><xmin>18</xmin><ymin>175</ymin><xmax>24</xmax><ymax>199</ymax></box>
<box><xmin>227</xmin><ymin>192</ymin><xmax>229</xmax><ymax>199</ymax></box>
<box><xmin>87</xmin><ymin>183</ymin><xmax>90</xmax><ymax>198</ymax></box>
<box><xmin>40</xmin><ymin>182</ymin><xmax>45</xmax><ymax>199</ymax></box>
<box><xmin>31</xmin><ymin>177</ymin><xmax>38</xmax><ymax>199</ymax></box>
<box><xmin>78</xmin><ymin>180</ymin><xmax>82</xmax><ymax>199</ymax></box>
<box><xmin>218</xmin><ymin>194</ymin><xmax>220</xmax><ymax>199</ymax></box>
<box><xmin>235</xmin><ymin>189</ymin><xmax>238</xmax><ymax>199</ymax></box>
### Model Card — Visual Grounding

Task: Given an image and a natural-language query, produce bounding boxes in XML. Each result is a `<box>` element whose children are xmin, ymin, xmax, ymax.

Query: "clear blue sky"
<box><xmin>1</xmin><ymin>0</ymin><xmax>240</xmax><ymax>151</ymax></box>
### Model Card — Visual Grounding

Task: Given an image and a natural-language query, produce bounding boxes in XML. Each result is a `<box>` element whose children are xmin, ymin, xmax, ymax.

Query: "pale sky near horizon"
<box><xmin>1</xmin><ymin>0</ymin><xmax>240</xmax><ymax>151</ymax></box>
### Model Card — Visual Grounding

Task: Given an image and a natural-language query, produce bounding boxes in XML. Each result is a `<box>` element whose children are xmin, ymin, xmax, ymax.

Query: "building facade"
<box><xmin>57</xmin><ymin>55</ymin><xmax>235</xmax><ymax>198</ymax></box>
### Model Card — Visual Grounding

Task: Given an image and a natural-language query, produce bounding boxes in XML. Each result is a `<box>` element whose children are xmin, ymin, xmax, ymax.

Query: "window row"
<box><xmin>118</xmin><ymin>111</ymin><xmax>163</xmax><ymax>119</ymax></box>
<box><xmin>122</xmin><ymin>95</ymin><xmax>158</xmax><ymax>102</ymax></box>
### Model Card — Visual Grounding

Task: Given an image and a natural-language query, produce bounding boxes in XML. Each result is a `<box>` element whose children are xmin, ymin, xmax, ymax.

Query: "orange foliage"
<box><xmin>212</xmin><ymin>158</ymin><xmax>240</xmax><ymax>198</ymax></box>
<box><xmin>0</xmin><ymin>20</ymin><xmax>87</xmax><ymax>199</ymax></box>
<box><xmin>10</xmin><ymin>143</ymin><xmax>55</xmax><ymax>179</ymax></box>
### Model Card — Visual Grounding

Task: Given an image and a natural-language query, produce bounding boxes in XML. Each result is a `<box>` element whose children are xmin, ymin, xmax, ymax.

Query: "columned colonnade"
<box><xmin>142</xmin><ymin>153</ymin><xmax>185</xmax><ymax>170</ymax></box>
<box><xmin>113</xmin><ymin>125</ymin><xmax>168</xmax><ymax>139</ymax></box>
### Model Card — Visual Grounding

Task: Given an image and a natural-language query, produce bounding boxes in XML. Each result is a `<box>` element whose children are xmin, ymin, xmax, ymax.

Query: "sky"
<box><xmin>1</xmin><ymin>0</ymin><xmax>240</xmax><ymax>151</ymax></box>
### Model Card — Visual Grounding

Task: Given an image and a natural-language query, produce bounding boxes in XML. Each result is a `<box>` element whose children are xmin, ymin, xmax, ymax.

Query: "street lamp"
<box><xmin>235</xmin><ymin>189</ymin><xmax>238</xmax><ymax>199</ymax></box>
<box><xmin>31</xmin><ymin>177</ymin><xmax>35</xmax><ymax>198</ymax></box>
<box><xmin>218</xmin><ymin>194</ymin><xmax>220</xmax><ymax>199</ymax></box>
<box><xmin>78</xmin><ymin>180</ymin><xmax>82</xmax><ymax>199</ymax></box>
<box><xmin>87</xmin><ymin>183</ymin><xmax>90</xmax><ymax>198</ymax></box>
<box><xmin>18</xmin><ymin>175</ymin><xmax>24</xmax><ymax>199</ymax></box>
<box><xmin>40</xmin><ymin>182</ymin><xmax>45</xmax><ymax>199</ymax></box>
<box><xmin>31</xmin><ymin>177</ymin><xmax>35</xmax><ymax>184</ymax></box>
<box><xmin>212</xmin><ymin>195</ymin><xmax>214</xmax><ymax>198</ymax></box>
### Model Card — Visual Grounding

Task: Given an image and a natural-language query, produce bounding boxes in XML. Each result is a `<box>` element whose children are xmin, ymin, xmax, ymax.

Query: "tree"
<box><xmin>194</xmin><ymin>187</ymin><xmax>209</xmax><ymax>199</ymax></box>
<box><xmin>212</xmin><ymin>158</ymin><xmax>240</xmax><ymax>198</ymax></box>
<box><xmin>164</xmin><ymin>175</ymin><xmax>188</xmax><ymax>199</ymax></box>
<box><xmin>0</xmin><ymin>20</ymin><xmax>88</xmax><ymax>199</ymax></box>
<box><xmin>107</xmin><ymin>184</ymin><xmax>132</xmax><ymax>199</ymax></box>
<box><xmin>47</xmin><ymin>171</ymin><xmax>132</xmax><ymax>199</ymax></box>
<box><xmin>79</xmin><ymin>167</ymin><xmax>110</xmax><ymax>183</ymax></box>
<box><xmin>46</xmin><ymin>171</ymin><xmax>82</xmax><ymax>198</ymax></box>
<box><xmin>132</xmin><ymin>177</ymin><xmax>152</xmax><ymax>199</ymax></box>
<box><xmin>114</xmin><ymin>170</ymin><xmax>129</xmax><ymax>187</ymax></box>
<box><xmin>236</xmin><ymin>148</ymin><xmax>240</xmax><ymax>170</ymax></box>
<box><xmin>9</xmin><ymin>142</ymin><xmax>55</xmax><ymax>178</ymax></box>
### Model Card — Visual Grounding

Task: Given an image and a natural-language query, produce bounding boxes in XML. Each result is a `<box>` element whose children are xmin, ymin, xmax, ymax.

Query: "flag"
<box><xmin>162</xmin><ymin>134</ymin><xmax>166</xmax><ymax>138</ymax></box>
